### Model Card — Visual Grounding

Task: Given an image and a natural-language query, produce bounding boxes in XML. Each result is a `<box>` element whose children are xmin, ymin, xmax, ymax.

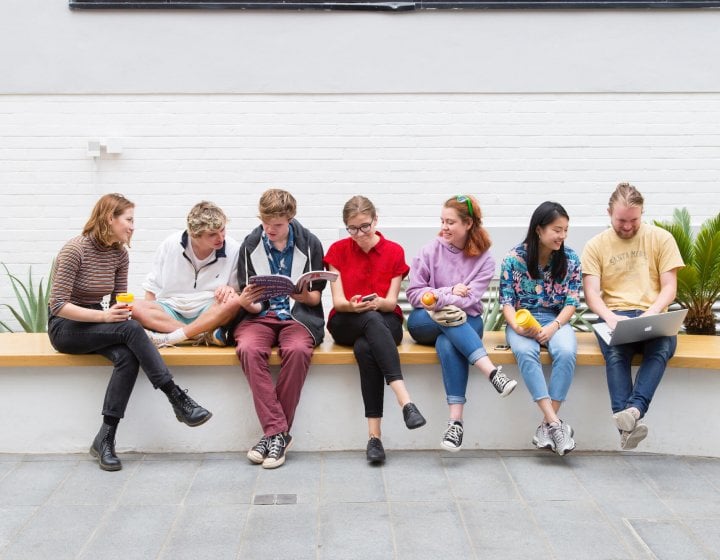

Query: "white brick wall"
<box><xmin>1</xmin><ymin>92</ymin><xmax>719</xmax><ymax>329</ymax></box>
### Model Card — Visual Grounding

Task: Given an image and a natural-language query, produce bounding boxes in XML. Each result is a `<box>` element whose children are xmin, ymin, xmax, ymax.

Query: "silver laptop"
<box><xmin>593</xmin><ymin>309</ymin><xmax>688</xmax><ymax>346</ymax></box>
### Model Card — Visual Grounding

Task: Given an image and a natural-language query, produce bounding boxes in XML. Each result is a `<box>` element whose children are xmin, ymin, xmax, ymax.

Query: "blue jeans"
<box><xmin>505</xmin><ymin>310</ymin><xmax>576</xmax><ymax>402</ymax></box>
<box><xmin>407</xmin><ymin>308</ymin><xmax>488</xmax><ymax>405</ymax></box>
<box><xmin>48</xmin><ymin>315</ymin><xmax>174</xmax><ymax>419</ymax></box>
<box><xmin>593</xmin><ymin>310</ymin><xmax>677</xmax><ymax>418</ymax></box>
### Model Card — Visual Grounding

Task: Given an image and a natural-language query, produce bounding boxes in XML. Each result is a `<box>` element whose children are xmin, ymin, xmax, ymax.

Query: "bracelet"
<box><xmin>553</xmin><ymin>319</ymin><xmax>562</xmax><ymax>330</ymax></box>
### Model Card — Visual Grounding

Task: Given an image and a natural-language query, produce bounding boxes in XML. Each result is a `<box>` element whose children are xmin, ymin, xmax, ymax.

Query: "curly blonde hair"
<box><xmin>187</xmin><ymin>201</ymin><xmax>227</xmax><ymax>238</ymax></box>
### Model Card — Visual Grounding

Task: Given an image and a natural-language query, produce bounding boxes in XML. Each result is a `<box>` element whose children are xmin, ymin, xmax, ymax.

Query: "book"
<box><xmin>249</xmin><ymin>270</ymin><xmax>338</xmax><ymax>300</ymax></box>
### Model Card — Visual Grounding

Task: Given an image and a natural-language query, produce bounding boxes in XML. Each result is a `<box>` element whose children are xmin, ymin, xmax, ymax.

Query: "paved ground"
<box><xmin>0</xmin><ymin>449</ymin><xmax>719</xmax><ymax>560</ymax></box>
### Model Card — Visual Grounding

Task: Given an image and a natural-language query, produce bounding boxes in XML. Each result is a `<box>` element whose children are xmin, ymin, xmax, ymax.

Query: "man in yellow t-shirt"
<box><xmin>582</xmin><ymin>183</ymin><xmax>684</xmax><ymax>451</ymax></box>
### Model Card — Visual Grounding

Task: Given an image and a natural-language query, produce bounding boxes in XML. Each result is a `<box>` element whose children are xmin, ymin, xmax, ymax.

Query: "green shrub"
<box><xmin>1</xmin><ymin>261</ymin><xmax>54</xmax><ymax>333</ymax></box>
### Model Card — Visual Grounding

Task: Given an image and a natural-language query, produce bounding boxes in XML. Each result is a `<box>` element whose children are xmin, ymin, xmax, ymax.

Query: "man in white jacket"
<box><xmin>133</xmin><ymin>201</ymin><xmax>241</xmax><ymax>347</ymax></box>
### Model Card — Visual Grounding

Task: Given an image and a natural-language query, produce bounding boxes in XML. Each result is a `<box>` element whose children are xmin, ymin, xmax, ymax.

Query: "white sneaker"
<box><xmin>145</xmin><ymin>329</ymin><xmax>173</xmax><ymax>348</ymax></box>
<box><xmin>621</xmin><ymin>424</ymin><xmax>648</xmax><ymax>450</ymax></box>
<box><xmin>532</xmin><ymin>423</ymin><xmax>555</xmax><ymax>451</ymax></box>
<box><xmin>548</xmin><ymin>420</ymin><xmax>576</xmax><ymax>456</ymax></box>
<box><xmin>613</xmin><ymin>408</ymin><xmax>639</xmax><ymax>432</ymax></box>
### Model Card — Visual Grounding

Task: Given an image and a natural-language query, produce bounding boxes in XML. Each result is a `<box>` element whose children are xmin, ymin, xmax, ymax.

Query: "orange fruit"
<box><xmin>421</xmin><ymin>292</ymin><xmax>436</xmax><ymax>306</ymax></box>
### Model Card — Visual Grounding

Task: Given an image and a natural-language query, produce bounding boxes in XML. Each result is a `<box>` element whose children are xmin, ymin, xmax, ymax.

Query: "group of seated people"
<box><xmin>47</xmin><ymin>182</ymin><xmax>684</xmax><ymax>471</ymax></box>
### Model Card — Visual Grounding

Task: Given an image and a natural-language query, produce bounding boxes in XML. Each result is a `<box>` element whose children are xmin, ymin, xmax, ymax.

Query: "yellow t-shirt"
<box><xmin>581</xmin><ymin>223</ymin><xmax>684</xmax><ymax>311</ymax></box>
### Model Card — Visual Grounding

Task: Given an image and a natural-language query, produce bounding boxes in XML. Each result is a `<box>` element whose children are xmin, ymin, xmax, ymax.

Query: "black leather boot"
<box><xmin>167</xmin><ymin>386</ymin><xmax>212</xmax><ymax>427</ymax></box>
<box><xmin>90</xmin><ymin>423</ymin><xmax>122</xmax><ymax>471</ymax></box>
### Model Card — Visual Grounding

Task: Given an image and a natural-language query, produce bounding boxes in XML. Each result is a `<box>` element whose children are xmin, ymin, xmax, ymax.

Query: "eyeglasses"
<box><xmin>346</xmin><ymin>222</ymin><xmax>373</xmax><ymax>235</ymax></box>
<box><xmin>456</xmin><ymin>195</ymin><xmax>474</xmax><ymax>217</ymax></box>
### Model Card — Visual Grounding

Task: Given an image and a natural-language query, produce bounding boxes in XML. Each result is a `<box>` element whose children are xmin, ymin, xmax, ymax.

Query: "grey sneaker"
<box><xmin>262</xmin><ymin>433</ymin><xmax>293</xmax><ymax>469</ymax></box>
<box><xmin>489</xmin><ymin>366</ymin><xmax>517</xmax><ymax>397</ymax></box>
<box><xmin>548</xmin><ymin>420</ymin><xmax>576</xmax><ymax>456</ymax></box>
<box><xmin>621</xmin><ymin>423</ymin><xmax>648</xmax><ymax>450</ymax></box>
<box><xmin>247</xmin><ymin>436</ymin><xmax>270</xmax><ymax>464</ymax></box>
<box><xmin>441</xmin><ymin>421</ymin><xmax>464</xmax><ymax>452</ymax></box>
<box><xmin>613</xmin><ymin>408</ymin><xmax>639</xmax><ymax>432</ymax></box>
<box><xmin>532</xmin><ymin>423</ymin><xmax>555</xmax><ymax>451</ymax></box>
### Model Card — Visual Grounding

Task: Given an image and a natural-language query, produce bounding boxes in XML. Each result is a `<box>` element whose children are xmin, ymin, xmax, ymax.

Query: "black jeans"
<box><xmin>328</xmin><ymin>311</ymin><xmax>404</xmax><ymax>418</ymax></box>
<box><xmin>48</xmin><ymin>316</ymin><xmax>174</xmax><ymax>419</ymax></box>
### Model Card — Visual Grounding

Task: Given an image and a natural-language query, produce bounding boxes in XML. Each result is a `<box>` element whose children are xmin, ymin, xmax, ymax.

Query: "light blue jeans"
<box><xmin>504</xmin><ymin>310</ymin><xmax>577</xmax><ymax>402</ymax></box>
<box><xmin>407</xmin><ymin>308</ymin><xmax>488</xmax><ymax>405</ymax></box>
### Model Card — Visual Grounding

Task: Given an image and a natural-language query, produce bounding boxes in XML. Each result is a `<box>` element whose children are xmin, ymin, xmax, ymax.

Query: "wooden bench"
<box><xmin>1</xmin><ymin>332</ymin><xmax>719</xmax><ymax>369</ymax></box>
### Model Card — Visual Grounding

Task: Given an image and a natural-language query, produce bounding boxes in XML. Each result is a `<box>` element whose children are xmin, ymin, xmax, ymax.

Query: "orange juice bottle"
<box><xmin>515</xmin><ymin>309</ymin><xmax>541</xmax><ymax>330</ymax></box>
<box><xmin>116</xmin><ymin>293</ymin><xmax>134</xmax><ymax>319</ymax></box>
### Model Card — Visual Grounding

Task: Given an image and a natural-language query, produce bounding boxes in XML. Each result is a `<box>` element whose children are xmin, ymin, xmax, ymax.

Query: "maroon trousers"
<box><xmin>234</xmin><ymin>315</ymin><xmax>314</xmax><ymax>436</ymax></box>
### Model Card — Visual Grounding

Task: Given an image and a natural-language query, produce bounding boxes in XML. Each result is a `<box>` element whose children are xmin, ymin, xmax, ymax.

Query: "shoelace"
<box><xmin>176</xmin><ymin>389</ymin><xmax>199</xmax><ymax>412</ymax></box>
<box><xmin>550</xmin><ymin>423</ymin><xmax>566</xmax><ymax>445</ymax></box>
<box><xmin>492</xmin><ymin>371</ymin><xmax>509</xmax><ymax>390</ymax></box>
<box><xmin>253</xmin><ymin>437</ymin><xmax>269</xmax><ymax>454</ymax></box>
<box><xmin>444</xmin><ymin>423</ymin><xmax>463</xmax><ymax>445</ymax></box>
<box><xmin>266</xmin><ymin>435</ymin><xmax>285</xmax><ymax>458</ymax></box>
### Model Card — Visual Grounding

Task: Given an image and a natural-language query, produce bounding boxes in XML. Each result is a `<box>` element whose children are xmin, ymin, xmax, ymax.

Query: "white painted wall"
<box><xmin>1</xmin><ymin>1</ymin><xmax>719</xmax><ymax>329</ymax></box>
<box><xmin>3</xmin><ymin>362</ymin><xmax>719</xmax><ymax>457</ymax></box>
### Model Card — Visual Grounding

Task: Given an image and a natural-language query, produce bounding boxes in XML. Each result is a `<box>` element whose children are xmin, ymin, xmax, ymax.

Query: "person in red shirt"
<box><xmin>324</xmin><ymin>195</ymin><xmax>426</xmax><ymax>464</ymax></box>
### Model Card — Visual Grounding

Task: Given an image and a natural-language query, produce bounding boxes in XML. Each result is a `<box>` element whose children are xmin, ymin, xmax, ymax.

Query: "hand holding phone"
<box><xmin>361</xmin><ymin>293</ymin><xmax>378</xmax><ymax>302</ymax></box>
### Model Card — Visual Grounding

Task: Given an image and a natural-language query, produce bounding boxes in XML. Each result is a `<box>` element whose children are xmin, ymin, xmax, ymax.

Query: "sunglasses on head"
<box><xmin>456</xmin><ymin>195</ymin><xmax>473</xmax><ymax>217</ymax></box>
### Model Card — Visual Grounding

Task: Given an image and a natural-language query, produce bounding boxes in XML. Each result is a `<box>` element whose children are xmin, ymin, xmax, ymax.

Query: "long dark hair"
<box><xmin>523</xmin><ymin>201</ymin><xmax>569</xmax><ymax>281</ymax></box>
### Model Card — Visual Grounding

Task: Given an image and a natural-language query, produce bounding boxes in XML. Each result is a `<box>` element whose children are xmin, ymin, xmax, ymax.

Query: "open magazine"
<box><xmin>249</xmin><ymin>270</ymin><xmax>338</xmax><ymax>300</ymax></box>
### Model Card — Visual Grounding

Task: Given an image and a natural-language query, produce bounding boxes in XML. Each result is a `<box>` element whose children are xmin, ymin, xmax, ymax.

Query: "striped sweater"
<box><xmin>49</xmin><ymin>235</ymin><xmax>129</xmax><ymax>316</ymax></box>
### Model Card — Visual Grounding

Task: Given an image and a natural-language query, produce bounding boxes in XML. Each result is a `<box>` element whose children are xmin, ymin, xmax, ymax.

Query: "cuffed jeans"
<box><xmin>594</xmin><ymin>310</ymin><xmax>677</xmax><ymax>418</ymax></box>
<box><xmin>505</xmin><ymin>310</ymin><xmax>576</xmax><ymax>402</ymax></box>
<box><xmin>328</xmin><ymin>311</ymin><xmax>404</xmax><ymax>418</ymax></box>
<box><xmin>234</xmin><ymin>315</ymin><xmax>314</xmax><ymax>436</ymax></box>
<box><xmin>48</xmin><ymin>315</ymin><xmax>174</xmax><ymax>418</ymax></box>
<box><xmin>407</xmin><ymin>308</ymin><xmax>488</xmax><ymax>405</ymax></box>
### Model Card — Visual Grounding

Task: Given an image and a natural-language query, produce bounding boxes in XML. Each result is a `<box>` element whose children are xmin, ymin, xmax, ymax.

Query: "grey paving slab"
<box><xmin>159</xmin><ymin>504</ymin><xmax>249</xmax><ymax>560</ymax></box>
<box><xmin>184</xmin><ymin>457</ymin><xmax>258</xmax><ymax>505</ymax></box>
<box><xmin>502</xmin><ymin>454</ymin><xmax>588</xmax><ymax>503</ymax></box>
<box><xmin>119</xmin><ymin>459</ymin><xmax>202</xmax><ymax>505</ymax></box>
<box><xmin>0</xmin><ymin>454</ymin><xmax>24</xmax><ymax>463</ymax></box>
<box><xmin>686</xmin><ymin>457</ymin><xmax>720</xmax><ymax>491</ymax></box>
<box><xmin>1</xmin><ymin>505</ymin><xmax>105</xmax><ymax>560</ymax></box>
<box><xmin>663</xmin><ymin>498</ymin><xmax>720</xmax><ymax>518</ymax></box>
<box><xmin>566</xmin><ymin>455</ymin><xmax>658</xmax><ymax>502</ymax></box>
<box><xmin>0</xmin><ymin>461</ymin><xmax>16</xmax><ymax>480</ymax></box>
<box><xmin>238</xmin><ymin>502</ymin><xmax>318</xmax><ymax>560</ymax></box>
<box><xmin>0</xmin><ymin>506</ymin><xmax>37</xmax><ymax>550</ymax></box>
<box><xmin>0</xmin><ymin>460</ymin><xmax>75</xmax><ymax>506</ymax></box>
<box><xmin>459</xmin><ymin>500</ymin><xmax>551</xmax><ymax>559</ymax></box>
<box><xmin>383</xmin><ymin>451</ymin><xmax>453</xmax><ymax>502</ymax></box>
<box><xmin>528</xmin><ymin>499</ymin><xmax>633</xmax><ymax>560</ymax></box>
<box><xmin>684</xmin><ymin>518</ymin><xmax>720</xmax><ymax>557</ymax></box>
<box><xmin>79</xmin><ymin>505</ymin><xmax>178</xmax><ymax>560</ymax></box>
<box><xmin>320</xmin><ymin>451</ymin><xmax>387</xmax><ymax>503</ymax></box>
<box><xmin>628</xmin><ymin>519</ymin><xmax>715</xmax><ymax>560</ymax></box>
<box><xmin>318</xmin><ymin>502</ymin><xmax>394</xmax><ymax>560</ymax></box>
<box><xmin>627</xmin><ymin>455</ymin><xmax>720</xmax><ymax>501</ymax></box>
<box><xmin>442</xmin><ymin>455</ymin><xmax>519</xmax><ymax>502</ymax></box>
<box><xmin>47</xmin><ymin>459</ymin><xmax>141</xmax><ymax>506</ymax></box>
<box><xmin>252</xmin><ymin>451</ymin><xmax>322</xmax><ymax>504</ymax></box>
<box><xmin>390</xmin><ymin>501</ymin><xmax>475</xmax><ymax>560</ymax></box>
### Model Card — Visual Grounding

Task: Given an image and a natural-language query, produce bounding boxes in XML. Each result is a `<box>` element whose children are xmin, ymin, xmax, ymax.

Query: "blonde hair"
<box><xmin>342</xmin><ymin>195</ymin><xmax>377</xmax><ymax>224</ymax></box>
<box><xmin>187</xmin><ymin>201</ymin><xmax>227</xmax><ymax>237</ymax></box>
<box><xmin>609</xmin><ymin>182</ymin><xmax>644</xmax><ymax>210</ymax></box>
<box><xmin>82</xmin><ymin>193</ymin><xmax>135</xmax><ymax>248</ymax></box>
<box><xmin>258</xmin><ymin>188</ymin><xmax>297</xmax><ymax>221</ymax></box>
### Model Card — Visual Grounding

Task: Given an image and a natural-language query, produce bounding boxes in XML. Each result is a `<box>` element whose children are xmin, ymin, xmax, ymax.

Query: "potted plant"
<box><xmin>1</xmin><ymin>262</ymin><xmax>54</xmax><ymax>333</ymax></box>
<box><xmin>654</xmin><ymin>208</ymin><xmax>720</xmax><ymax>335</ymax></box>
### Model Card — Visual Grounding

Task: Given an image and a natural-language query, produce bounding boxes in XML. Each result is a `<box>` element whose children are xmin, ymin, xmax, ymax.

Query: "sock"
<box><xmin>449</xmin><ymin>419</ymin><xmax>463</xmax><ymax>425</ymax></box>
<box><xmin>159</xmin><ymin>380</ymin><xmax>178</xmax><ymax>396</ymax></box>
<box><xmin>489</xmin><ymin>368</ymin><xmax>499</xmax><ymax>380</ymax></box>
<box><xmin>103</xmin><ymin>415</ymin><xmax>120</xmax><ymax>427</ymax></box>
<box><xmin>165</xmin><ymin>328</ymin><xmax>188</xmax><ymax>345</ymax></box>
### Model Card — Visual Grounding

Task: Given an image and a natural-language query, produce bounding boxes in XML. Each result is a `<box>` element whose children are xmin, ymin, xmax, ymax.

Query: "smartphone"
<box><xmin>361</xmin><ymin>293</ymin><xmax>378</xmax><ymax>302</ymax></box>
<box><xmin>494</xmin><ymin>344</ymin><xmax>511</xmax><ymax>350</ymax></box>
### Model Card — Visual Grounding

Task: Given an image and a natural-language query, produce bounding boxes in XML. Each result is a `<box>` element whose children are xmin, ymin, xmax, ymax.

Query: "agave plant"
<box><xmin>1</xmin><ymin>261</ymin><xmax>54</xmax><ymax>333</ymax></box>
<box><xmin>654</xmin><ymin>208</ymin><xmax>720</xmax><ymax>335</ymax></box>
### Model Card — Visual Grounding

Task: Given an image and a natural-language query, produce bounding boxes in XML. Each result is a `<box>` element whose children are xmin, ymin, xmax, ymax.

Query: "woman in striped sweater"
<box><xmin>48</xmin><ymin>193</ymin><xmax>212</xmax><ymax>471</ymax></box>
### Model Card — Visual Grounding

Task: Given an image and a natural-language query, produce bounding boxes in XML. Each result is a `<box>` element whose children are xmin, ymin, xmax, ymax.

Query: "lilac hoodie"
<box><xmin>407</xmin><ymin>237</ymin><xmax>495</xmax><ymax>317</ymax></box>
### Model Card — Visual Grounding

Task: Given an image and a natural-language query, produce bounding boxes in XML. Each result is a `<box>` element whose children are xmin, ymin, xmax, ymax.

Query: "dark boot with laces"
<box><xmin>90</xmin><ymin>423</ymin><xmax>122</xmax><ymax>471</ymax></box>
<box><xmin>167</xmin><ymin>386</ymin><xmax>212</xmax><ymax>427</ymax></box>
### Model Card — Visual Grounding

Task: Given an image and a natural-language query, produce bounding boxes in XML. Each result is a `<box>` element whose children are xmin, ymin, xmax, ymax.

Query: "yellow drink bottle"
<box><xmin>116</xmin><ymin>293</ymin><xmax>134</xmax><ymax>319</ymax></box>
<box><xmin>515</xmin><ymin>309</ymin><xmax>541</xmax><ymax>330</ymax></box>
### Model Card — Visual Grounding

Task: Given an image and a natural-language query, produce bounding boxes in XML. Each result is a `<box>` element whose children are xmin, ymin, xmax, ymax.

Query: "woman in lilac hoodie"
<box><xmin>407</xmin><ymin>195</ymin><xmax>517</xmax><ymax>452</ymax></box>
